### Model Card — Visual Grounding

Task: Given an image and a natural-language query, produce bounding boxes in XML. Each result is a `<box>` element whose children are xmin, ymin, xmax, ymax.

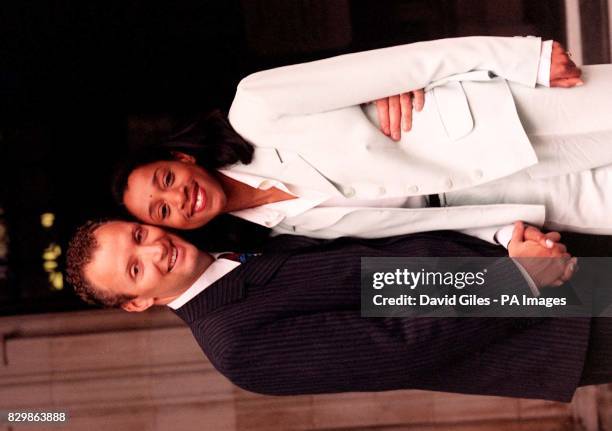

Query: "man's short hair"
<box><xmin>66</xmin><ymin>220</ymin><xmax>137</xmax><ymax>308</ymax></box>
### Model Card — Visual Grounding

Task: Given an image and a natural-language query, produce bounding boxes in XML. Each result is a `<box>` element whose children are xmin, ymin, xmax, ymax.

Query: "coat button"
<box><xmin>473</xmin><ymin>169</ymin><xmax>484</xmax><ymax>179</ymax></box>
<box><xmin>343</xmin><ymin>187</ymin><xmax>356</xmax><ymax>197</ymax></box>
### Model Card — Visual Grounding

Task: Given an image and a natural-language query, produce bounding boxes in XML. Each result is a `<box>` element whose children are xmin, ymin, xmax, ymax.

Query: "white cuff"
<box><xmin>494</xmin><ymin>224</ymin><xmax>516</xmax><ymax>249</ymax></box>
<box><xmin>536</xmin><ymin>40</ymin><xmax>553</xmax><ymax>87</ymax></box>
<box><xmin>511</xmin><ymin>259</ymin><xmax>541</xmax><ymax>297</ymax></box>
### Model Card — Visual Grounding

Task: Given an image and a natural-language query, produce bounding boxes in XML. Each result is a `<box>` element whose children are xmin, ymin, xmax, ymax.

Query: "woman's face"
<box><xmin>123</xmin><ymin>154</ymin><xmax>227</xmax><ymax>229</ymax></box>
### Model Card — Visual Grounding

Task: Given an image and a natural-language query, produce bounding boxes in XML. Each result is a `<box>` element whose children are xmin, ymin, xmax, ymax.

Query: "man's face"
<box><xmin>84</xmin><ymin>221</ymin><xmax>212</xmax><ymax>311</ymax></box>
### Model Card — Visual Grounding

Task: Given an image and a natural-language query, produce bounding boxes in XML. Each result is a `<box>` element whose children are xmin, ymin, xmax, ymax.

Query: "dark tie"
<box><xmin>218</xmin><ymin>252</ymin><xmax>261</xmax><ymax>264</ymax></box>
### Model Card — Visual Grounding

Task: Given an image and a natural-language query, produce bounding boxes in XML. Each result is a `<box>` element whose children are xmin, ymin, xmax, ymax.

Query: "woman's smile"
<box><xmin>190</xmin><ymin>181</ymin><xmax>207</xmax><ymax>215</ymax></box>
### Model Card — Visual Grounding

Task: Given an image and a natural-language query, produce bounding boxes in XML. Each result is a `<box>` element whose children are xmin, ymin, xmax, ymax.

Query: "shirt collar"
<box><xmin>217</xmin><ymin>169</ymin><xmax>328</xmax><ymax>228</ymax></box>
<box><xmin>218</xmin><ymin>169</ymin><xmax>277</xmax><ymax>189</ymax></box>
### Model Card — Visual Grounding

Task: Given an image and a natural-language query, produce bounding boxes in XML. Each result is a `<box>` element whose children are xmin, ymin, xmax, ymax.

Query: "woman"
<box><xmin>114</xmin><ymin>36</ymin><xmax>612</xmax><ymax>244</ymax></box>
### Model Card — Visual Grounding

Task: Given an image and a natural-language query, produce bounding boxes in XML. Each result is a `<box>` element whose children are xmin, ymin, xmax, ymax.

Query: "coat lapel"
<box><xmin>229</xmin><ymin>147</ymin><xmax>343</xmax><ymax>197</ymax></box>
<box><xmin>174</xmin><ymin>251</ymin><xmax>296</xmax><ymax>322</ymax></box>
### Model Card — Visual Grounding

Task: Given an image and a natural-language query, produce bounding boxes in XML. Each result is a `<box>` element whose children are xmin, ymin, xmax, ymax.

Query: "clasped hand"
<box><xmin>508</xmin><ymin>221</ymin><xmax>577</xmax><ymax>289</ymax></box>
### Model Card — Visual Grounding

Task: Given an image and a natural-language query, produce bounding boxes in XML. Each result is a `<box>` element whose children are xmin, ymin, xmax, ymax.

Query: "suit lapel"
<box><xmin>230</xmin><ymin>147</ymin><xmax>343</xmax><ymax>197</ymax></box>
<box><xmin>173</xmin><ymin>251</ymin><xmax>295</xmax><ymax>322</ymax></box>
<box><xmin>173</xmin><ymin>265</ymin><xmax>245</xmax><ymax>323</ymax></box>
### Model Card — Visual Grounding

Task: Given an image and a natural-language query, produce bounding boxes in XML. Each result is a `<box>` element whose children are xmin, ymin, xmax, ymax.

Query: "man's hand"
<box><xmin>550</xmin><ymin>41</ymin><xmax>583</xmax><ymax>88</ymax></box>
<box><xmin>508</xmin><ymin>221</ymin><xmax>577</xmax><ymax>288</ymax></box>
<box><xmin>374</xmin><ymin>89</ymin><xmax>425</xmax><ymax>141</ymax></box>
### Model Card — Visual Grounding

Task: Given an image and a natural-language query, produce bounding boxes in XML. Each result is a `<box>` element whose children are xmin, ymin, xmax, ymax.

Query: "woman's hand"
<box><xmin>374</xmin><ymin>89</ymin><xmax>425</xmax><ymax>141</ymax></box>
<box><xmin>550</xmin><ymin>41</ymin><xmax>583</xmax><ymax>87</ymax></box>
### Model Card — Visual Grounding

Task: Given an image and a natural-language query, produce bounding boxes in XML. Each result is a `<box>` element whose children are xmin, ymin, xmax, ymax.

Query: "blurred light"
<box><xmin>41</xmin><ymin>213</ymin><xmax>55</xmax><ymax>228</ymax></box>
<box><xmin>43</xmin><ymin>261</ymin><xmax>58</xmax><ymax>272</ymax></box>
<box><xmin>49</xmin><ymin>272</ymin><xmax>64</xmax><ymax>290</ymax></box>
<box><xmin>43</xmin><ymin>244</ymin><xmax>61</xmax><ymax>260</ymax></box>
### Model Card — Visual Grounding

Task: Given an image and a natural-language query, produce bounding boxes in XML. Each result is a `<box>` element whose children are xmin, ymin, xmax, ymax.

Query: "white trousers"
<box><xmin>445</xmin><ymin>165</ymin><xmax>612</xmax><ymax>234</ymax></box>
<box><xmin>446</xmin><ymin>64</ymin><xmax>612</xmax><ymax>234</ymax></box>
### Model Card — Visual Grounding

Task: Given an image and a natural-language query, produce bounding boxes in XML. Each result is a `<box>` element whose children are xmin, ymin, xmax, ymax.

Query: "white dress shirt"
<box><xmin>537</xmin><ymin>40</ymin><xmax>553</xmax><ymax>87</ymax></box>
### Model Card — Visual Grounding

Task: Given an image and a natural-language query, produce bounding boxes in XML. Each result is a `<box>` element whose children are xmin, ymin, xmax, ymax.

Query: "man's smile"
<box><xmin>168</xmin><ymin>241</ymin><xmax>179</xmax><ymax>272</ymax></box>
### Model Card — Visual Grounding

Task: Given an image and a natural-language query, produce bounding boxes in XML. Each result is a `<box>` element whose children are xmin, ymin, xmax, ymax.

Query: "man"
<box><xmin>65</xmin><ymin>219</ymin><xmax>612</xmax><ymax>403</ymax></box>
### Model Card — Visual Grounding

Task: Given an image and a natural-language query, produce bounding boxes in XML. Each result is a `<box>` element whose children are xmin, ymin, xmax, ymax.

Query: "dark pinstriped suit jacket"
<box><xmin>173</xmin><ymin>231</ymin><xmax>590</xmax><ymax>402</ymax></box>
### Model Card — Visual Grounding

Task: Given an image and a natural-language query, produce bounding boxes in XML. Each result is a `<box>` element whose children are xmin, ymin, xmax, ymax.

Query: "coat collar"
<box><xmin>228</xmin><ymin>147</ymin><xmax>344</xmax><ymax>197</ymax></box>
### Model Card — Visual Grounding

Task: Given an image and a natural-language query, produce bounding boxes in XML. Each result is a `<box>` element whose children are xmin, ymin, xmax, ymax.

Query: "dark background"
<box><xmin>0</xmin><ymin>0</ymin><xmax>577</xmax><ymax>314</ymax></box>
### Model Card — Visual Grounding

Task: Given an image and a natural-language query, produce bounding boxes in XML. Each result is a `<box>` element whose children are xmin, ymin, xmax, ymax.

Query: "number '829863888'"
<box><xmin>4</xmin><ymin>411</ymin><xmax>67</xmax><ymax>423</ymax></box>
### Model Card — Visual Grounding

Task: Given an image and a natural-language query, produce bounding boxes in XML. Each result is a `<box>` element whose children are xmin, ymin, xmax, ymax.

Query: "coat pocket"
<box><xmin>432</xmin><ymin>81</ymin><xmax>474</xmax><ymax>141</ymax></box>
